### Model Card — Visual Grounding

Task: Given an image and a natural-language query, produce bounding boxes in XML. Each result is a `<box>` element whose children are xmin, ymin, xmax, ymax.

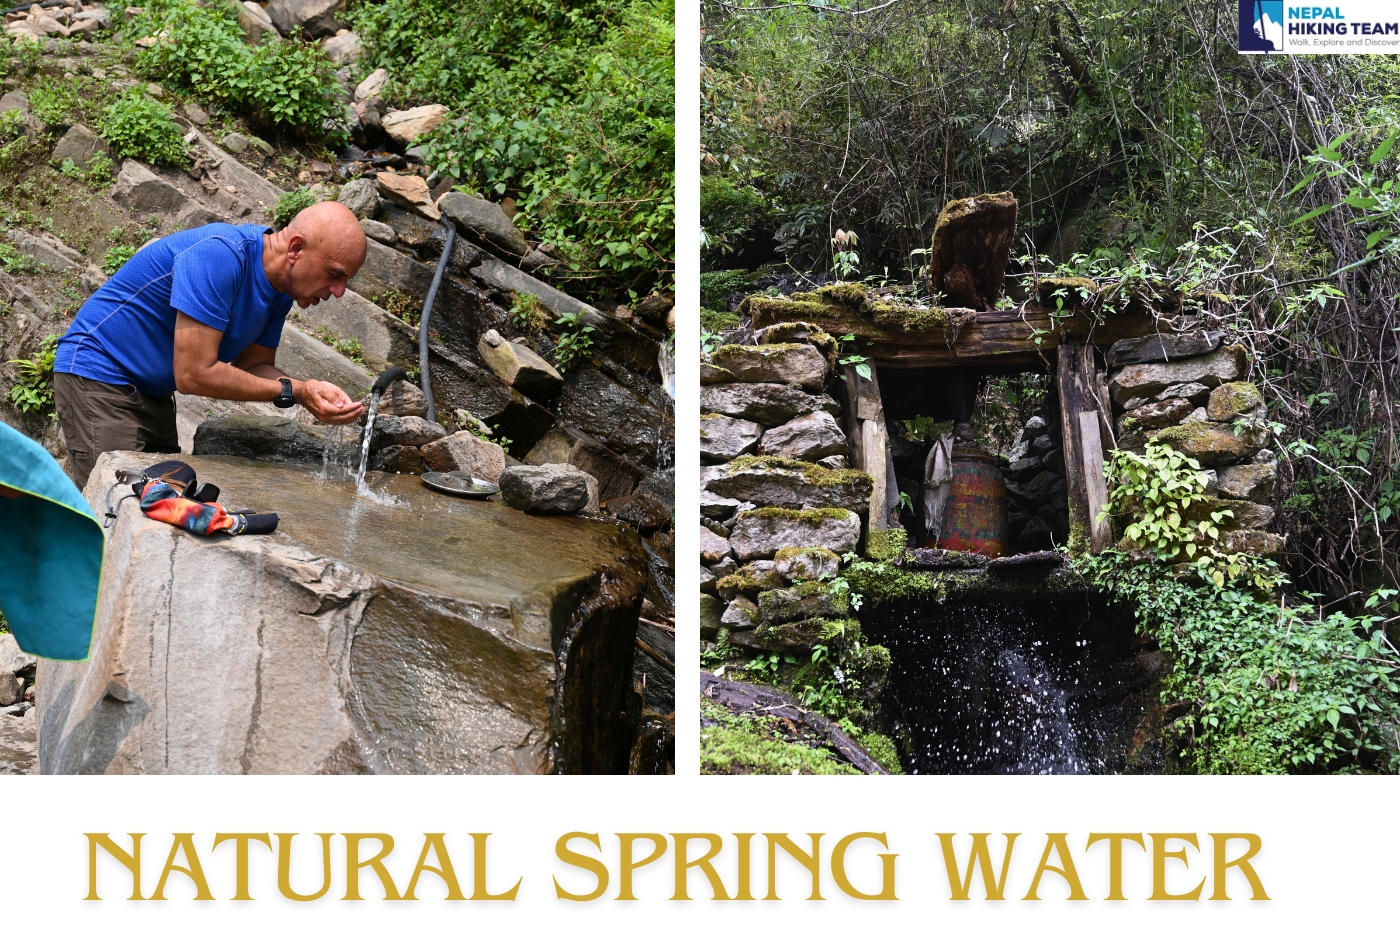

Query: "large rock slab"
<box><xmin>708</xmin><ymin>344</ymin><xmax>829</xmax><ymax>391</ymax></box>
<box><xmin>293</xmin><ymin>288</ymin><xmax>397</xmax><ymax>372</ymax></box>
<box><xmin>699</xmin><ymin>413</ymin><xmax>762</xmax><ymax>464</ymax></box>
<box><xmin>1149</xmin><ymin>420</ymin><xmax>1264</xmax><ymax>468</ymax></box>
<box><xmin>703</xmin><ymin>458</ymin><xmax>872</xmax><ymax>515</ymax></box>
<box><xmin>1110</xmin><ymin>344</ymin><xmax>1248</xmax><ymax>405</ymax></box>
<box><xmin>760</xmin><ymin>410</ymin><xmax>846</xmax><ymax>461</ymax></box>
<box><xmin>438</xmin><ymin>191</ymin><xmax>530</xmax><ymax>258</ymax></box>
<box><xmin>700</xmin><ymin>383</ymin><xmax>839</xmax><ymax>426</ymax></box>
<box><xmin>728</xmin><ymin>509</ymin><xmax>861</xmax><ymax>561</ymax></box>
<box><xmin>7</xmin><ymin>229</ymin><xmax>80</xmax><ymax>271</ymax></box>
<box><xmin>274</xmin><ymin>322</ymin><xmax>374</xmax><ymax>399</ymax></box>
<box><xmin>37</xmin><ymin>452</ymin><xmax>646</xmax><ymax>774</ymax></box>
<box><xmin>110</xmin><ymin>160</ymin><xmax>186</xmax><ymax>212</ymax></box>
<box><xmin>193</xmin><ymin>413</ymin><xmax>330</xmax><ymax>464</ymax></box>
<box><xmin>1106</xmin><ymin>331</ymin><xmax>1224</xmax><ymax>369</ymax></box>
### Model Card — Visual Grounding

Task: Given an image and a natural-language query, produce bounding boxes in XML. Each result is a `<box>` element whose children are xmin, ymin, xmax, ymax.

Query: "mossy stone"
<box><xmin>865</xmin><ymin>527</ymin><xmax>908</xmax><ymax>563</ymax></box>
<box><xmin>1206</xmin><ymin>381</ymin><xmax>1265</xmax><ymax>421</ymax></box>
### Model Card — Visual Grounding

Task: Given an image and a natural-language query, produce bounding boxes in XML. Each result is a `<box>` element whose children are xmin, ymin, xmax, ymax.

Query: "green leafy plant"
<box><xmin>98</xmin><ymin>90</ymin><xmax>189</xmax><ymax>166</ymax></box>
<box><xmin>551</xmin><ymin>311</ymin><xmax>595</xmax><ymax>372</ymax></box>
<box><xmin>836</xmin><ymin>333</ymin><xmax>871</xmax><ymax>381</ymax></box>
<box><xmin>273</xmin><ymin>189</ymin><xmax>319</xmax><ymax>229</ymax></box>
<box><xmin>830</xmin><ymin>228</ymin><xmax>860</xmax><ymax>280</ymax></box>
<box><xmin>0</xmin><ymin>243</ymin><xmax>37</xmax><ymax>275</ymax></box>
<box><xmin>102</xmin><ymin>244</ymin><xmax>138</xmax><ymax>275</ymax></box>
<box><xmin>133</xmin><ymin>0</ymin><xmax>346</xmax><ymax>135</ymax></box>
<box><xmin>508</xmin><ymin>293</ymin><xmax>547</xmax><ymax>335</ymax></box>
<box><xmin>58</xmin><ymin>154</ymin><xmax>115</xmax><ymax>188</ymax></box>
<box><xmin>7</xmin><ymin>334</ymin><xmax>59</xmax><ymax>414</ymax></box>
<box><xmin>374</xmin><ymin>287</ymin><xmax>418</xmax><ymax>327</ymax></box>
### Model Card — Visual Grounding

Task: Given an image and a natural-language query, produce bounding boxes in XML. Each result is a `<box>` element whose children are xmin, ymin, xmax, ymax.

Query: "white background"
<box><xmin>4</xmin><ymin>4</ymin><xmax>1395</xmax><ymax>936</ymax></box>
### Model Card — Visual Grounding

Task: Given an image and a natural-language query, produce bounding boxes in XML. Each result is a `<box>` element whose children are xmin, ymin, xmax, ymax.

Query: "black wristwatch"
<box><xmin>273</xmin><ymin>377</ymin><xmax>296</xmax><ymax>409</ymax></box>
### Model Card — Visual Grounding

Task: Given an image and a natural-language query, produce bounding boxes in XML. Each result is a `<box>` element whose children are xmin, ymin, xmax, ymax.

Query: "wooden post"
<box><xmin>1078</xmin><ymin>410</ymin><xmax>1114</xmax><ymax>552</ymax></box>
<box><xmin>1057</xmin><ymin>338</ymin><xmax>1101</xmax><ymax>554</ymax></box>
<box><xmin>844</xmin><ymin>362</ymin><xmax>899</xmax><ymax>530</ymax></box>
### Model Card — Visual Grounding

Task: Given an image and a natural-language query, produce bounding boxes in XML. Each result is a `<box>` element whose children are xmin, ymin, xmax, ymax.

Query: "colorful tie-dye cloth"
<box><xmin>136</xmin><ymin>461</ymin><xmax>278</xmax><ymax>536</ymax></box>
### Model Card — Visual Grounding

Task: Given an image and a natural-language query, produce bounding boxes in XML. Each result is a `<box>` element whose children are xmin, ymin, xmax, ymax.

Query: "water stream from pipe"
<box><xmin>353</xmin><ymin>389</ymin><xmax>382</xmax><ymax>494</ymax></box>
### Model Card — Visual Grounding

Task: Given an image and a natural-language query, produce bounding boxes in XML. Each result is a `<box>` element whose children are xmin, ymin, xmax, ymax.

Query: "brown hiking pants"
<box><xmin>54</xmin><ymin>372</ymin><xmax>180</xmax><ymax>489</ymax></box>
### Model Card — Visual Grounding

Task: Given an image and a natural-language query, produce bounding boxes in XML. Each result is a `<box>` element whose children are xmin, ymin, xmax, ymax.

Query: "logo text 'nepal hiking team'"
<box><xmin>1238</xmin><ymin>2</ymin><xmax>1400</xmax><ymax>54</ymax></box>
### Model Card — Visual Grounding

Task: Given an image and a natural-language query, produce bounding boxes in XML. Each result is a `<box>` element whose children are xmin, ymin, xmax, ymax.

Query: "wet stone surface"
<box><xmin>0</xmin><ymin>710</ymin><xmax>37</xmax><ymax>774</ymax></box>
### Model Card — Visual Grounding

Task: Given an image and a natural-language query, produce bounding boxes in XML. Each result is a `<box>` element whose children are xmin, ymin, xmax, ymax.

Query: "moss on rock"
<box><xmin>1206</xmin><ymin>381</ymin><xmax>1265</xmax><ymax>421</ymax></box>
<box><xmin>865</xmin><ymin>527</ymin><xmax>908</xmax><ymax>563</ymax></box>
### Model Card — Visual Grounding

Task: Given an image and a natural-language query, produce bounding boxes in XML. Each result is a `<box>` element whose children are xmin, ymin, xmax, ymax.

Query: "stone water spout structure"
<box><xmin>37</xmin><ymin>451</ymin><xmax>647</xmax><ymax>774</ymax></box>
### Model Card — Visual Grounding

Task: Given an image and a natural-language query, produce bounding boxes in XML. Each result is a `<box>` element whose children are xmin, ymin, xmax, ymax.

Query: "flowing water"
<box><xmin>864</xmin><ymin>597</ymin><xmax>1159</xmax><ymax>775</ymax></box>
<box><xmin>353</xmin><ymin>389</ymin><xmax>382</xmax><ymax>492</ymax></box>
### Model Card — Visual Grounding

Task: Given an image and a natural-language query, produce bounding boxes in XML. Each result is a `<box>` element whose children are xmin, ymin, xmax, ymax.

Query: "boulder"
<box><xmin>477</xmin><ymin>329</ymin><xmax>563</xmax><ymax>401</ymax></box>
<box><xmin>369</xmin><ymin>415</ymin><xmax>446</xmax><ymax>449</ymax></box>
<box><xmin>361</xmin><ymin>379</ymin><xmax>427</xmax><ymax>419</ymax></box>
<box><xmin>376</xmin><ymin>172</ymin><xmax>440</xmax><ymax>221</ymax></box>
<box><xmin>1221</xmin><ymin>529</ymin><xmax>1285</xmax><ymax>558</ymax></box>
<box><xmin>420</xmin><ymin>431</ymin><xmax>505</xmax><ymax>482</ymax></box>
<box><xmin>183</xmin><ymin>103</ymin><xmax>210</xmax><ymax>126</ymax></box>
<box><xmin>220</xmin><ymin>132</ymin><xmax>250</xmax><ymax>154</ymax></box>
<box><xmin>704</xmin><ymin>459</ymin><xmax>872</xmax><ymax>516</ymax></box>
<box><xmin>273</xmin><ymin>323</ymin><xmax>373</xmax><ymax>399</ymax></box>
<box><xmin>700</xmin><ymin>593</ymin><xmax>723</xmax><ymax>638</ymax></box>
<box><xmin>720</xmin><ymin>595</ymin><xmax>758</xmax><ymax>629</ymax></box>
<box><xmin>337</xmin><ymin>176</ymin><xmax>380</xmax><ymax>219</ymax></box>
<box><xmin>0</xmin><ymin>90</ymin><xmax>28</xmax><ymax>115</ymax></box>
<box><xmin>1216</xmin><ymin>462</ymin><xmax>1275</xmax><ymax>502</ymax></box>
<box><xmin>37</xmin><ymin>452</ymin><xmax>646</xmax><ymax>774</ymax></box>
<box><xmin>817</xmin><ymin>455</ymin><xmax>847</xmax><ymax>471</ymax></box>
<box><xmin>1156</xmin><ymin>381</ymin><xmax>1212</xmax><ymax>405</ymax></box>
<box><xmin>499</xmin><ymin>464</ymin><xmax>590</xmax><ymax>515</ymax></box>
<box><xmin>382</xmin><ymin>104</ymin><xmax>450</xmax><ymax>146</ymax></box>
<box><xmin>773</xmin><ymin>546</ymin><xmax>841</xmax><ymax>582</ymax></box>
<box><xmin>1106</xmin><ymin>331</ymin><xmax>1225</xmax><ymax>369</ymax></box>
<box><xmin>728</xmin><ymin>508</ymin><xmax>861</xmax><ymax>562</ymax></box>
<box><xmin>699</xmin><ymin>383</ymin><xmax>839</xmax><ymax>426</ymax></box>
<box><xmin>700</xmin><ymin>362</ymin><xmax>734</xmax><ymax>385</ymax></box>
<box><xmin>1149</xmin><ymin>420</ymin><xmax>1264</xmax><ymax>468</ymax></box>
<box><xmin>759</xmin><ymin>410</ymin><xmax>846</xmax><ymax>461</ymax></box>
<box><xmin>1116</xmin><ymin>397</ymin><xmax>1194</xmax><ymax>437</ymax></box>
<box><xmin>699</xmin><ymin>527</ymin><xmax>732</xmax><ymax>566</ymax></box>
<box><xmin>558</xmin><ymin>368</ymin><xmax>666</xmax><ymax>468</ymax></box>
<box><xmin>266</xmin><ymin>0</ymin><xmax>343</xmax><ymax>38</ymax></box>
<box><xmin>355</xmin><ymin>68</ymin><xmax>388</xmax><ymax>104</ymax></box>
<box><xmin>729</xmin><ymin>619</ymin><xmax>827</xmax><ymax>653</ymax></box>
<box><xmin>193</xmin><ymin>413</ymin><xmax>329</xmax><ymax>464</ymax></box>
<box><xmin>368</xmin><ymin>443</ymin><xmax>424</xmax><ymax>474</ymax></box>
<box><xmin>699</xmin><ymin>413</ymin><xmax>762</xmax><ymax>464</ymax></box>
<box><xmin>237</xmin><ymin>1</ymin><xmax>277</xmax><ymax>44</ymax></box>
<box><xmin>437</xmin><ymin>191</ymin><xmax>530</xmax><ymax>257</ymax></box>
<box><xmin>708</xmin><ymin>343</ymin><xmax>829</xmax><ymax>391</ymax></box>
<box><xmin>173</xmin><ymin>203</ymin><xmax>223</xmax><ymax>231</ymax></box>
<box><xmin>928</xmin><ymin>191</ymin><xmax>1018</xmax><ymax>309</ymax></box>
<box><xmin>0</xmin><ymin>634</ymin><xmax>37</xmax><ymax>678</ymax></box>
<box><xmin>1206</xmin><ymin>381</ymin><xmax>1265</xmax><ymax>421</ymax></box>
<box><xmin>757</xmin><ymin>583</ymin><xmax>842</xmax><ymax>625</ymax></box>
<box><xmin>323</xmin><ymin>31</ymin><xmax>359</xmax><ymax>64</ymax></box>
<box><xmin>110</xmin><ymin>160</ymin><xmax>186</xmax><ymax>212</ymax></box>
<box><xmin>0</xmin><ymin>672</ymin><xmax>21</xmax><ymax>707</ymax></box>
<box><xmin>50</xmin><ymin>122</ymin><xmax>108</xmax><ymax>168</ymax></box>
<box><xmin>699</xmin><ymin>490</ymin><xmax>745</xmax><ymax>521</ymax></box>
<box><xmin>1110</xmin><ymin>344</ymin><xmax>1248</xmax><ymax>405</ymax></box>
<box><xmin>361</xmin><ymin>218</ymin><xmax>395</xmax><ymax>243</ymax></box>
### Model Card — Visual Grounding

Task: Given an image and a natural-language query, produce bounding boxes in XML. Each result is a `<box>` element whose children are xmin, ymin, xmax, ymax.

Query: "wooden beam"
<box><xmin>844</xmin><ymin>362</ymin><xmax>899</xmax><ymax>530</ymax></box>
<box><xmin>1078</xmin><ymin>410</ymin><xmax>1114</xmax><ymax>552</ymax></box>
<box><xmin>1057</xmin><ymin>338</ymin><xmax>1095</xmax><ymax>555</ymax></box>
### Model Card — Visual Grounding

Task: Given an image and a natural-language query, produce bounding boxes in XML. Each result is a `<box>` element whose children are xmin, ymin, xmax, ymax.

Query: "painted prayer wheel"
<box><xmin>936</xmin><ymin>446</ymin><xmax>1008</xmax><ymax>558</ymax></box>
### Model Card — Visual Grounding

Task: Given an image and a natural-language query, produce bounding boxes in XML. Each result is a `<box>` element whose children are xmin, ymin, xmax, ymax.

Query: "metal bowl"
<box><xmin>421</xmin><ymin>471</ymin><xmax>500</xmax><ymax>499</ymax></box>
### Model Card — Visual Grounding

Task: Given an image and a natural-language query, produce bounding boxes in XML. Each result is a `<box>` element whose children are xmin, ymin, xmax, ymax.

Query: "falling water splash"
<box><xmin>354</xmin><ymin>389</ymin><xmax>381</xmax><ymax>493</ymax></box>
<box><xmin>865</xmin><ymin>599</ymin><xmax>1151</xmax><ymax>775</ymax></box>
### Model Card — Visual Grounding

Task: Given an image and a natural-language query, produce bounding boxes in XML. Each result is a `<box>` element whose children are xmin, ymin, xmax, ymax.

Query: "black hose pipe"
<box><xmin>371</xmin><ymin>365</ymin><xmax>408</xmax><ymax>396</ymax></box>
<box><xmin>418</xmin><ymin>224</ymin><xmax>456</xmax><ymax>420</ymax></box>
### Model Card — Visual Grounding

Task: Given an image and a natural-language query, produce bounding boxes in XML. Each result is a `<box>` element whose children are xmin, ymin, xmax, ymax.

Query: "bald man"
<box><xmin>53</xmin><ymin>202</ymin><xmax>368</xmax><ymax>486</ymax></box>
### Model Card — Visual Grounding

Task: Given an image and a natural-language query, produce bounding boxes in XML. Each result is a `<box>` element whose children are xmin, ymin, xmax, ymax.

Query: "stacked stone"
<box><xmin>698</xmin><ymin>321</ymin><xmax>874</xmax><ymax>649</ymax></box>
<box><xmin>1004</xmin><ymin>415</ymin><xmax>1071</xmax><ymax>551</ymax></box>
<box><xmin>1106</xmin><ymin>332</ymin><xmax>1283</xmax><ymax>557</ymax></box>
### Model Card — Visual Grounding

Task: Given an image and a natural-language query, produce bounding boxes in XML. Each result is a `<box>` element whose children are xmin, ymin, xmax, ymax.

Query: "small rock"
<box><xmin>1116</xmin><ymin>397</ymin><xmax>1194</xmax><ymax>437</ymax></box>
<box><xmin>338</xmin><ymin>176</ymin><xmax>380</xmax><ymax>220</ymax></box>
<box><xmin>499</xmin><ymin>464</ymin><xmax>590</xmax><ymax>515</ymax></box>
<box><xmin>0</xmin><ymin>634</ymin><xmax>37</xmax><ymax>678</ymax></box>
<box><xmin>419</xmin><ymin>431</ymin><xmax>505</xmax><ymax>482</ymax></box>
<box><xmin>1183</xmin><ymin>406</ymin><xmax>1208</xmax><ymax>424</ymax></box>
<box><xmin>699</xmin><ymin>527</ymin><xmax>732</xmax><ymax>567</ymax></box>
<box><xmin>816</xmin><ymin>455</ymin><xmax>847</xmax><ymax>470</ymax></box>
<box><xmin>354</xmin><ymin>68</ymin><xmax>388</xmax><ymax>104</ymax></box>
<box><xmin>360</xmin><ymin>217</ymin><xmax>395</xmax><ymax>243</ymax></box>
<box><xmin>174</xmin><ymin>203</ymin><xmax>223</xmax><ymax>231</ymax></box>
<box><xmin>183</xmin><ymin>102</ymin><xmax>209</xmax><ymax>125</ymax></box>
<box><xmin>773</xmin><ymin>546</ymin><xmax>840</xmax><ymax>582</ymax></box>
<box><xmin>476</xmin><ymin>329</ymin><xmax>563</xmax><ymax>401</ymax></box>
<box><xmin>369</xmin><ymin>414</ymin><xmax>446</xmax><ymax>449</ymax></box>
<box><xmin>0</xmin><ymin>672</ymin><xmax>22</xmax><ymax>707</ymax></box>
<box><xmin>377</xmin><ymin>171</ymin><xmax>440</xmax><ymax>221</ymax></box>
<box><xmin>1206</xmin><ymin>381</ymin><xmax>1265</xmax><ymax>422</ymax></box>
<box><xmin>603</xmin><ymin>491</ymin><xmax>670</xmax><ymax>531</ymax></box>
<box><xmin>759</xmin><ymin>410</ymin><xmax>846</xmax><ymax>462</ymax></box>
<box><xmin>699</xmin><ymin>413</ymin><xmax>762</xmax><ymax>464</ymax></box>
<box><xmin>220</xmin><ymin>132</ymin><xmax>250</xmax><ymax>154</ymax></box>
<box><xmin>0</xmin><ymin>89</ymin><xmax>28</xmax><ymax>116</ymax></box>
<box><xmin>1156</xmin><ymin>381</ymin><xmax>1211</xmax><ymax>404</ymax></box>
<box><xmin>50</xmin><ymin>121</ymin><xmax>109</xmax><ymax>168</ymax></box>
<box><xmin>110</xmin><ymin>159</ymin><xmax>186</xmax><ymax>212</ymax></box>
<box><xmin>1216</xmin><ymin>463</ymin><xmax>1276</xmax><ymax>502</ymax></box>
<box><xmin>381</xmin><ymin>104</ymin><xmax>450</xmax><ymax>146</ymax></box>
<box><xmin>1030</xmin><ymin>434</ymin><xmax>1055</xmax><ymax>456</ymax></box>
<box><xmin>145</xmin><ymin>82</ymin><xmax>165</xmax><ymax>98</ymax></box>
<box><xmin>363</xmin><ymin>380</ymin><xmax>427</xmax><ymax>418</ymax></box>
<box><xmin>719</xmin><ymin>595</ymin><xmax>758</xmax><ymax>629</ymax></box>
<box><xmin>266</xmin><ymin>0</ymin><xmax>343</xmax><ymax>39</ymax></box>
<box><xmin>91</xmin><ymin>67</ymin><xmax>106</xmax><ymax>80</ymax></box>
<box><xmin>323</xmin><ymin>30</ymin><xmax>359</xmax><ymax>63</ymax></box>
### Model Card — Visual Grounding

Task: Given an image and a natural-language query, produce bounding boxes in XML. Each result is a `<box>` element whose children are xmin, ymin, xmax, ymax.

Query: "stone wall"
<box><xmin>1106</xmin><ymin>332</ymin><xmax>1282</xmax><ymax>557</ymax></box>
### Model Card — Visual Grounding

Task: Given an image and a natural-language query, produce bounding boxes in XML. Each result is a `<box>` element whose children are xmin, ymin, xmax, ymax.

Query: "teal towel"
<box><xmin>0</xmin><ymin>422</ymin><xmax>104</xmax><ymax>660</ymax></box>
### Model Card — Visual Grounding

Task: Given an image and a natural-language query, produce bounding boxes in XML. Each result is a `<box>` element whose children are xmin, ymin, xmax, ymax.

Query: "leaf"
<box><xmin>1370</xmin><ymin>128</ymin><xmax>1399</xmax><ymax>165</ymax></box>
<box><xmin>1292</xmin><ymin>204</ymin><xmax>1336</xmax><ymax>227</ymax></box>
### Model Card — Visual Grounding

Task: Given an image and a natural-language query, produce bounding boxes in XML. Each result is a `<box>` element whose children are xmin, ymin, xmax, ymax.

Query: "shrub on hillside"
<box><xmin>132</xmin><ymin>0</ymin><xmax>345</xmax><ymax>136</ymax></box>
<box><xmin>99</xmin><ymin>91</ymin><xmax>189</xmax><ymax>166</ymax></box>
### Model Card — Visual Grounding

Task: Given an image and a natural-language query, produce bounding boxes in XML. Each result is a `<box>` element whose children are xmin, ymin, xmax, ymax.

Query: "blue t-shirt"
<box><xmin>55</xmin><ymin>223</ymin><xmax>294</xmax><ymax>397</ymax></box>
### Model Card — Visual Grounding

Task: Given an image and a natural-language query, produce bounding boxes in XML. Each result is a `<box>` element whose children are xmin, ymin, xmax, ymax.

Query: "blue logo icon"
<box><xmin>1239</xmin><ymin>0</ymin><xmax>1284</xmax><ymax>52</ymax></box>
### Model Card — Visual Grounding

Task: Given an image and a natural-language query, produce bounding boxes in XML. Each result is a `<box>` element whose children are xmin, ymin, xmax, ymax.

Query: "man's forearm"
<box><xmin>175</xmin><ymin>360</ymin><xmax>287</xmax><ymax>402</ymax></box>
